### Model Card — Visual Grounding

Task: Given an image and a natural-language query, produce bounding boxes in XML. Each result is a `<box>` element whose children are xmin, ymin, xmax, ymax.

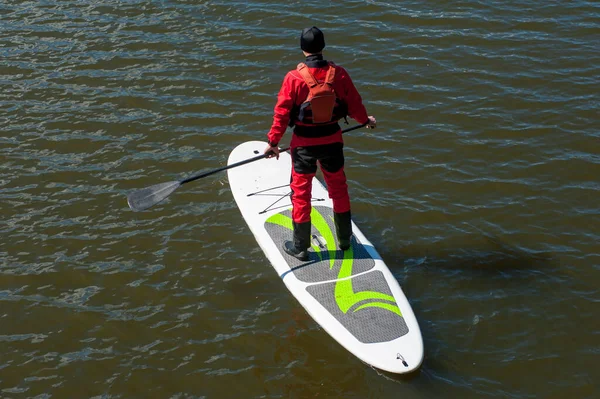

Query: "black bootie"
<box><xmin>283</xmin><ymin>221</ymin><xmax>311</xmax><ymax>261</ymax></box>
<box><xmin>334</xmin><ymin>211</ymin><xmax>352</xmax><ymax>250</ymax></box>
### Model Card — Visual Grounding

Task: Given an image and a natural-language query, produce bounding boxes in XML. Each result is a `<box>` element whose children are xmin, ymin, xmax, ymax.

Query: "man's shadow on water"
<box><xmin>388</xmin><ymin>233</ymin><xmax>552</xmax><ymax>275</ymax></box>
<box><xmin>368</xmin><ymin>229</ymin><xmax>557</xmax><ymax>383</ymax></box>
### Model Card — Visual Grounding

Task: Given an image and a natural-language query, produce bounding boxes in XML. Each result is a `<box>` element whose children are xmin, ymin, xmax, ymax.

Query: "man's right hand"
<box><xmin>264</xmin><ymin>144</ymin><xmax>280</xmax><ymax>159</ymax></box>
<box><xmin>366</xmin><ymin>116</ymin><xmax>377</xmax><ymax>129</ymax></box>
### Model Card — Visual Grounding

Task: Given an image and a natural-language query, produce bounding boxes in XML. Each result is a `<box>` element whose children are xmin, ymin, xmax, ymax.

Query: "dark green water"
<box><xmin>1</xmin><ymin>1</ymin><xmax>598</xmax><ymax>398</ymax></box>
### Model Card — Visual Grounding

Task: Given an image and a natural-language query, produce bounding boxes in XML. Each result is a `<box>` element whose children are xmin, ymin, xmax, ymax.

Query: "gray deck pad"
<box><xmin>306</xmin><ymin>270</ymin><xmax>409</xmax><ymax>343</ymax></box>
<box><xmin>265</xmin><ymin>206</ymin><xmax>409</xmax><ymax>343</ymax></box>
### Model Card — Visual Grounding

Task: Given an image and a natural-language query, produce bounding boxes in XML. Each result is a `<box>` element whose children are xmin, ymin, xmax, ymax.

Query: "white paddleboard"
<box><xmin>227</xmin><ymin>141</ymin><xmax>424</xmax><ymax>374</ymax></box>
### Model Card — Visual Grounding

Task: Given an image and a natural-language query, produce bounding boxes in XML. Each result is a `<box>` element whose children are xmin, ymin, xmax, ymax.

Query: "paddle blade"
<box><xmin>127</xmin><ymin>181</ymin><xmax>182</xmax><ymax>211</ymax></box>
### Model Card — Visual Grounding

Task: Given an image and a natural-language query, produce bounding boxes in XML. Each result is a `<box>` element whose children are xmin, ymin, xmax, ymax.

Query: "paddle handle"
<box><xmin>180</xmin><ymin>123</ymin><xmax>367</xmax><ymax>185</ymax></box>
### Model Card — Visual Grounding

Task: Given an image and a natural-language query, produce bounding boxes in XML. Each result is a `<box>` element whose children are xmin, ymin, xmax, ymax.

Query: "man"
<box><xmin>264</xmin><ymin>26</ymin><xmax>376</xmax><ymax>261</ymax></box>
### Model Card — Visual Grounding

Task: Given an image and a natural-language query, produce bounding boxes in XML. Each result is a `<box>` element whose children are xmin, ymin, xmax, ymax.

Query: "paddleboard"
<box><xmin>227</xmin><ymin>141</ymin><xmax>424</xmax><ymax>374</ymax></box>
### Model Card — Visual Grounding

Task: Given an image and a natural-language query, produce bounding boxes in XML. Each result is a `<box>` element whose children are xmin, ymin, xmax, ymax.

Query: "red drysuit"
<box><xmin>267</xmin><ymin>55</ymin><xmax>369</xmax><ymax>223</ymax></box>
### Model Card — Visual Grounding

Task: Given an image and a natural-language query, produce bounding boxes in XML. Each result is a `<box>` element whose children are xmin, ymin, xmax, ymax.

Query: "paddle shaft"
<box><xmin>127</xmin><ymin>122</ymin><xmax>369</xmax><ymax>211</ymax></box>
<box><xmin>181</xmin><ymin>147</ymin><xmax>290</xmax><ymax>184</ymax></box>
<box><xmin>180</xmin><ymin>122</ymin><xmax>368</xmax><ymax>185</ymax></box>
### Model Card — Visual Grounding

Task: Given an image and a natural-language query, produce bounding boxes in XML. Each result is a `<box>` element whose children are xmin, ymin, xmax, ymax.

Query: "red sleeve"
<box><xmin>338</xmin><ymin>67</ymin><xmax>369</xmax><ymax>125</ymax></box>
<box><xmin>267</xmin><ymin>72</ymin><xmax>296</xmax><ymax>145</ymax></box>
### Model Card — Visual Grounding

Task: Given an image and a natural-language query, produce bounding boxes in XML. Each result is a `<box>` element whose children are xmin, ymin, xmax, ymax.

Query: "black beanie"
<box><xmin>300</xmin><ymin>26</ymin><xmax>325</xmax><ymax>53</ymax></box>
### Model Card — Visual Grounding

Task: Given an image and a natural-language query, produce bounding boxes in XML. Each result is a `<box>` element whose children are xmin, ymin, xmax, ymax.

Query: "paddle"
<box><xmin>127</xmin><ymin>122</ymin><xmax>368</xmax><ymax>211</ymax></box>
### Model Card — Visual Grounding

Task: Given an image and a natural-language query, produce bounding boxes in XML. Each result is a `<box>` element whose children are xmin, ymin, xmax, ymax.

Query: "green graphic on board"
<box><xmin>266</xmin><ymin>208</ymin><xmax>402</xmax><ymax>317</ymax></box>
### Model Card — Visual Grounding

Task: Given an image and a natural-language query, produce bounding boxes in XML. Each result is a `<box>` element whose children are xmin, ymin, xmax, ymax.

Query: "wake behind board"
<box><xmin>227</xmin><ymin>141</ymin><xmax>423</xmax><ymax>374</ymax></box>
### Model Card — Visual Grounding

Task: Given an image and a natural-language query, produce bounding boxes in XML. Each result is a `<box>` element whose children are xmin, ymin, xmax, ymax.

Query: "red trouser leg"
<box><xmin>290</xmin><ymin>167</ymin><xmax>314</xmax><ymax>223</ymax></box>
<box><xmin>290</xmin><ymin>142</ymin><xmax>350</xmax><ymax>222</ymax></box>
<box><xmin>321</xmin><ymin>165</ymin><xmax>350</xmax><ymax>214</ymax></box>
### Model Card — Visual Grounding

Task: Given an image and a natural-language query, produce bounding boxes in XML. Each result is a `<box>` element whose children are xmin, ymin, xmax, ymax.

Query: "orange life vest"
<box><xmin>294</xmin><ymin>62</ymin><xmax>348</xmax><ymax>125</ymax></box>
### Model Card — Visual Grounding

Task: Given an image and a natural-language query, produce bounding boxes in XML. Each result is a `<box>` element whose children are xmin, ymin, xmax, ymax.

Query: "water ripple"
<box><xmin>1</xmin><ymin>0</ymin><xmax>599</xmax><ymax>398</ymax></box>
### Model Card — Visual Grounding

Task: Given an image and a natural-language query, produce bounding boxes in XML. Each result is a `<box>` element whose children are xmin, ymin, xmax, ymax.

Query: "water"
<box><xmin>1</xmin><ymin>1</ymin><xmax>598</xmax><ymax>397</ymax></box>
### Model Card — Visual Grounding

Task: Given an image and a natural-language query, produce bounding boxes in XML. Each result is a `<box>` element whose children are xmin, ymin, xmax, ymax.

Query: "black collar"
<box><xmin>304</xmin><ymin>54</ymin><xmax>328</xmax><ymax>68</ymax></box>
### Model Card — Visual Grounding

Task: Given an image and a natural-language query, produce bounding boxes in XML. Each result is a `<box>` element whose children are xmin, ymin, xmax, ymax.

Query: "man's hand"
<box><xmin>264</xmin><ymin>144</ymin><xmax>280</xmax><ymax>159</ymax></box>
<box><xmin>366</xmin><ymin>116</ymin><xmax>377</xmax><ymax>129</ymax></box>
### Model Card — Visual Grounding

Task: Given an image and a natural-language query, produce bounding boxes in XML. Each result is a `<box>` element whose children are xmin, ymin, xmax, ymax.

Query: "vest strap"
<box><xmin>296</xmin><ymin>63</ymin><xmax>319</xmax><ymax>88</ymax></box>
